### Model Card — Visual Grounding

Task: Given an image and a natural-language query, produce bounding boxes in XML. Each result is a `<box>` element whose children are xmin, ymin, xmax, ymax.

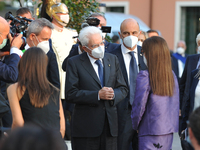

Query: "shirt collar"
<box><xmin>87</xmin><ymin>53</ymin><xmax>103</xmax><ymax>64</ymax></box>
<box><xmin>25</xmin><ymin>44</ymin><xmax>30</xmax><ymax>50</ymax></box>
<box><xmin>121</xmin><ymin>43</ymin><xmax>138</xmax><ymax>54</ymax></box>
<box><xmin>52</xmin><ymin>24</ymin><xmax>63</xmax><ymax>32</ymax></box>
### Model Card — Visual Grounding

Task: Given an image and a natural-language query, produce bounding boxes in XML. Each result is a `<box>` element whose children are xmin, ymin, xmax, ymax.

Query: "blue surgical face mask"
<box><xmin>0</xmin><ymin>35</ymin><xmax>7</xmax><ymax>49</ymax></box>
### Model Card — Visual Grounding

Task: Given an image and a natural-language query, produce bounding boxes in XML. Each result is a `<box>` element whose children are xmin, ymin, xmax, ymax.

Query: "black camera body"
<box><xmin>5</xmin><ymin>12</ymin><xmax>32</xmax><ymax>37</ymax></box>
<box><xmin>86</xmin><ymin>17</ymin><xmax>100</xmax><ymax>26</ymax></box>
<box><xmin>3</xmin><ymin>12</ymin><xmax>32</xmax><ymax>51</ymax></box>
<box><xmin>85</xmin><ymin>17</ymin><xmax>111</xmax><ymax>33</ymax></box>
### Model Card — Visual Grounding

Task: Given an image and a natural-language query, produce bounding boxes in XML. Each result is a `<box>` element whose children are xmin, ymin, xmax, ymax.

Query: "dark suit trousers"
<box><xmin>71</xmin><ymin>114</ymin><xmax>117</xmax><ymax>150</ymax></box>
<box><xmin>118</xmin><ymin>105</ymin><xmax>138</xmax><ymax>150</ymax></box>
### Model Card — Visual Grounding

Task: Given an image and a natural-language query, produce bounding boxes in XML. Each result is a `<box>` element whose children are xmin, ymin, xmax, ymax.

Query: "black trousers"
<box><xmin>118</xmin><ymin>105</ymin><xmax>138</xmax><ymax>150</ymax></box>
<box><xmin>72</xmin><ymin>114</ymin><xmax>117</xmax><ymax>150</ymax></box>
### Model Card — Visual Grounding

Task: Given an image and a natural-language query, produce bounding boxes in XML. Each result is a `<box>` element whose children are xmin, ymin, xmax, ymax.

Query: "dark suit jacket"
<box><xmin>109</xmin><ymin>45</ymin><xmax>147</xmax><ymax>135</ymax></box>
<box><xmin>65</xmin><ymin>52</ymin><xmax>128</xmax><ymax>137</ymax></box>
<box><xmin>171</xmin><ymin>54</ymin><xmax>188</xmax><ymax>82</ymax></box>
<box><xmin>182</xmin><ymin>69</ymin><xmax>199</xmax><ymax>130</ymax></box>
<box><xmin>104</xmin><ymin>40</ymin><xmax>119</xmax><ymax>52</ymax></box>
<box><xmin>171</xmin><ymin>55</ymin><xmax>179</xmax><ymax>81</ymax></box>
<box><xmin>0</xmin><ymin>54</ymin><xmax>20</xmax><ymax>83</ymax></box>
<box><xmin>46</xmin><ymin>50</ymin><xmax>60</xmax><ymax>89</ymax></box>
<box><xmin>179</xmin><ymin>54</ymin><xmax>200</xmax><ymax>112</ymax></box>
<box><xmin>62</xmin><ymin>44</ymin><xmax>79</xmax><ymax>72</ymax></box>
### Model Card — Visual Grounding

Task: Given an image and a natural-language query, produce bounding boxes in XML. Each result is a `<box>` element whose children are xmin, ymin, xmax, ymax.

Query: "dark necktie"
<box><xmin>95</xmin><ymin>60</ymin><xmax>104</xmax><ymax>87</ymax></box>
<box><xmin>129</xmin><ymin>51</ymin><xmax>138</xmax><ymax>105</ymax></box>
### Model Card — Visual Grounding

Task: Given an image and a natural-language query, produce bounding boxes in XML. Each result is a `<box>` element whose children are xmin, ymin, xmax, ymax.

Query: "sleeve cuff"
<box><xmin>10</xmin><ymin>47</ymin><xmax>23</xmax><ymax>57</ymax></box>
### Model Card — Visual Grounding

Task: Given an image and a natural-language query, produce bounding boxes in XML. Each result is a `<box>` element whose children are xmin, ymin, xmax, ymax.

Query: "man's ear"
<box><xmin>82</xmin><ymin>46</ymin><xmax>88</xmax><ymax>53</ymax></box>
<box><xmin>118</xmin><ymin>32</ymin><xmax>122</xmax><ymax>39</ymax></box>
<box><xmin>29</xmin><ymin>33</ymin><xmax>35</xmax><ymax>41</ymax></box>
<box><xmin>189</xmin><ymin>127</ymin><xmax>194</xmax><ymax>140</ymax></box>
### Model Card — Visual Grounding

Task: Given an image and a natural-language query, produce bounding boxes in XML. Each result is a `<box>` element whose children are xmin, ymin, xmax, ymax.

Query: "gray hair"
<box><xmin>196</xmin><ymin>33</ymin><xmax>200</xmax><ymax>45</ymax></box>
<box><xmin>140</xmin><ymin>31</ymin><xmax>148</xmax><ymax>39</ymax></box>
<box><xmin>26</xmin><ymin>18</ymin><xmax>54</xmax><ymax>38</ymax></box>
<box><xmin>89</xmin><ymin>12</ymin><xmax>106</xmax><ymax>21</ymax></box>
<box><xmin>177</xmin><ymin>40</ymin><xmax>186</xmax><ymax>48</ymax></box>
<box><xmin>79</xmin><ymin>26</ymin><xmax>102</xmax><ymax>46</ymax></box>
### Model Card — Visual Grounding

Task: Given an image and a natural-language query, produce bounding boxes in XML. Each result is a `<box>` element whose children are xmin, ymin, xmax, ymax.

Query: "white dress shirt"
<box><xmin>194</xmin><ymin>81</ymin><xmax>200</xmax><ymax>111</ymax></box>
<box><xmin>178</xmin><ymin>60</ymin><xmax>184</xmax><ymax>78</ymax></box>
<box><xmin>87</xmin><ymin>53</ymin><xmax>104</xmax><ymax>100</ymax></box>
<box><xmin>196</xmin><ymin>57</ymin><xmax>200</xmax><ymax>69</ymax></box>
<box><xmin>87</xmin><ymin>53</ymin><xmax>103</xmax><ymax>80</ymax></box>
<box><xmin>121</xmin><ymin>44</ymin><xmax>139</xmax><ymax>84</ymax></box>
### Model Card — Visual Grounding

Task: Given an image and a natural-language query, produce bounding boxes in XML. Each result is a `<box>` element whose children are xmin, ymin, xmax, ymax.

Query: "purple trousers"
<box><xmin>138</xmin><ymin>133</ymin><xmax>173</xmax><ymax>150</ymax></box>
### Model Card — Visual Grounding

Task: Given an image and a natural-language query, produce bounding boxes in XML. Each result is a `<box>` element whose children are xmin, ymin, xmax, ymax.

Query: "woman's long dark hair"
<box><xmin>142</xmin><ymin>36</ymin><xmax>174</xmax><ymax>96</ymax></box>
<box><xmin>18</xmin><ymin>47</ymin><xmax>57</xmax><ymax>107</ymax></box>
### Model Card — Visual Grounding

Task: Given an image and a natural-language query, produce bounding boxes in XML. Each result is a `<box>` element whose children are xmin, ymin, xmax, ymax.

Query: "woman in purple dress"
<box><xmin>131</xmin><ymin>36</ymin><xmax>179</xmax><ymax>150</ymax></box>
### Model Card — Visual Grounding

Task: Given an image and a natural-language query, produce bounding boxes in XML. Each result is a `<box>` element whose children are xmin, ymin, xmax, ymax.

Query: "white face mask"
<box><xmin>143</xmin><ymin>55</ymin><xmax>147</xmax><ymax>67</ymax></box>
<box><xmin>137</xmin><ymin>41</ymin><xmax>143</xmax><ymax>47</ymax></box>
<box><xmin>197</xmin><ymin>46</ymin><xmax>200</xmax><ymax>54</ymax></box>
<box><xmin>87</xmin><ymin>45</ymin><xmax>105</xmax><ymax>59</ymax></box>
<box><xmin>176</xmin><ymin>47</ymin><xmax>185</xmax><ymax>55</ymax></box>
<box><xmin>37</xmin><ymin>40</ymin><xmax>50</xmax><ymax>54</ymax></box>
<box><xmin>58</xmin><ymin>14</ymin><xmax>69</xmax><ymax>26</ymax></box>
<box><xmin>123</xmin><ymin>35</ymin><xmax>138</xmax><ymax>48</ymax></box>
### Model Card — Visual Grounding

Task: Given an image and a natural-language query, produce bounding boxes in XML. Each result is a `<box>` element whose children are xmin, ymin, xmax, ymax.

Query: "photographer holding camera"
<box><xmin>0</xmin><ymin>16</ymin><xmax>23</xmax><ymax>127</ymax></box>
<box><xmin>0</xmin><ymin>16</ymin><xmax>23</xmax><ymax>82</ymax></box>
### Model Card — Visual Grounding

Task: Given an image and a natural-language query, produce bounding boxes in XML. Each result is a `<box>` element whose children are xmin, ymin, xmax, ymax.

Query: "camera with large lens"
<box><xmin>3</xmin><ymin>11</ymin><xmax>33</xmax><ymax>51</ymax></box>
<box><xmin>85</xmin><ymin>17</ymin><xmax>111</xmax><ymax>33</ymax></box>
<box><xmin>86</xmin><ymin>17</ymin><xmax>100</xmax><ymax>26</ymax></box>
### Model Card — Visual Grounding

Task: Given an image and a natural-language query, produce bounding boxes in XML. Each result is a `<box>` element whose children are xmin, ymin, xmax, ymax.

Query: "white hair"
<box><xmin>79</xmin><ymin>26</ymin><xmax>102</xmax><ymax>46</ymax></box>
<box><xmin>196</xmin><ymin>33</ymin><xmax>200</xmax><ymax>45</ymax></box>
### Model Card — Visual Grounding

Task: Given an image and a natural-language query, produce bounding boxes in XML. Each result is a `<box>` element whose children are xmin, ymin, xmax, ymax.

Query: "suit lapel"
<box><xmin>103</xmin><ymin>54</ymin><xmax>110</xmax><ymax>86</ymax></box>
<box><xmin>137</xmin><ymin>46</ymin><xmax>147</xmax><ymax>71</ymax></box>
<box><xmin>192</xmin><ymin>55</ymin><xmax>200</xmax><ymax>69</ymax></box>
<box><xmin>80</xmin><ymin>53</ymin><xmax>101</xmax><ymax>87</ymax></box>
<box><xmin>114</xmin><ymin>47</ymin><xmax>129</xmax><ymax>87</ymax></box>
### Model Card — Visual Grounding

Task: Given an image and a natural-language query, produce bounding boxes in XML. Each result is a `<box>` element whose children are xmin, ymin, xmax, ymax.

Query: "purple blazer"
<box><xmin>131</xmin><ymin>70</ymin><xmax>179</xmax><ymax>136</ymax></box>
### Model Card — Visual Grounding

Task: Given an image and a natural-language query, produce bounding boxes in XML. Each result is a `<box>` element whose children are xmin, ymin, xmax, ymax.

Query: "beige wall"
<box><xmin>101</xmin><ymin>0</ymin><xmax>200</xmax><ymax>50</ymax></box>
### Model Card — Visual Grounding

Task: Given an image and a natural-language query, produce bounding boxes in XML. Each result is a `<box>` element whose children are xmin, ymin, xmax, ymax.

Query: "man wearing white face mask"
<box><xmin>172</xmin><ymin>40</ymin><xmax>188</xmax><ymax>81</ymax></box>
<box><xmin>25</xmin><ymin>18</ymin><xmax>60</xmax><ymax>89</ymax></box>
<box><xmin>110</xmin><ymin>18</ymin><xmax>147</xmax><ymax>150</ymax></box>
<box><xmin>65</xmin><ymin>26</ymin><xmax>128</xmax><ymax>150</ymax></box>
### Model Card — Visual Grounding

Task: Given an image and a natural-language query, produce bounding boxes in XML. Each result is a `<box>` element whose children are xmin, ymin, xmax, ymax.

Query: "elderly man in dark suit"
<box><xmin>110</xmin><ymin>18</ymin><xmax>147</xmax><ymax>150</ymax></box>
<box><xmin>65</xmin><ymin>26</ymin><xmax>128</xmax><ymax>150</ymax></box>
<box><xmin>0</xmin><ymin>17</ymin><xmax>23</xmax><ymax>82</ymax></box>
<box><xmin>62</xmin><ymin>12</ymin><xmax>119</xmax><ymax>72</ymax></box>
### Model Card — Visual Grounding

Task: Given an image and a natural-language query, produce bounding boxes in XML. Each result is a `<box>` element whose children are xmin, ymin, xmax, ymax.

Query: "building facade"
<box><xmin>100</xmin><ymin>0</ymin><xmax>200</xmax><ymax>54</ymax></box>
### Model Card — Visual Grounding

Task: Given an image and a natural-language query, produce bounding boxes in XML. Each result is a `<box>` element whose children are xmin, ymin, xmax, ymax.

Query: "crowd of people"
<box><xmin>0</xmin><ymin>2</ymin><xmax>200</xmax><ymax>150</ymax></box>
